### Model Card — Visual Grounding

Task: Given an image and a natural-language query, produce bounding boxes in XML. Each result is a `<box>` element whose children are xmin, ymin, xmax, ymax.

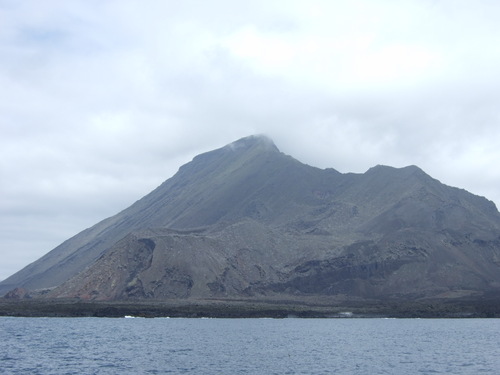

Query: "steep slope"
<box><xmin>0</xmin><ymin>135</ymin><xmax>339</xmax><ymax>294</ymax></box>
<box><xmin>2</xmin><ymin>135</ymin><xmax>500</xmax><ymax>301</ymax></box>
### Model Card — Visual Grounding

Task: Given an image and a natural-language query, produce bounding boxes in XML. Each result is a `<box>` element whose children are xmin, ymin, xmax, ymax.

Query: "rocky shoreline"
<box><xmin>1</xmin><ymin>297</ymin><xmax>499</xmax><ymax>318</ymax></box>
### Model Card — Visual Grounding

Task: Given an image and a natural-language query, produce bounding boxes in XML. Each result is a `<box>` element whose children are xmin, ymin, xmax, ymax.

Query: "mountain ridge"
<box><xmin>1</xmin><ymin>135</ymin><xmax>499</xmax><ymax>302</ymax></box>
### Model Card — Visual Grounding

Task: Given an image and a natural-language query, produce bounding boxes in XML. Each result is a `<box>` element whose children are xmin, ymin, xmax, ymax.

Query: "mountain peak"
<box><xmin>2</xmin><ymin>135</ymin><xmax>500</xmax><ymax>304</ymax></box>
<box><xmin>224</xmin><ymin>134</ymin><xmax>279</xmax><ymax>153</ymax></box>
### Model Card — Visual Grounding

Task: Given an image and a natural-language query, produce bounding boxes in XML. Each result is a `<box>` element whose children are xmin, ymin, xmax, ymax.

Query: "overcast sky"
<box><xmin>1</xmin><ymin>0</ymin><xmax>500</xmax><ymax>282</ymax></box>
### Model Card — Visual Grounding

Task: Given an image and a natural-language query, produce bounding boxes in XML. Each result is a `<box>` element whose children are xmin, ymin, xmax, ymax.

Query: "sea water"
<box><xmin>1</xmin><ymin>317</ymin><xmax>499</xmax><ymax>374</ymax></box>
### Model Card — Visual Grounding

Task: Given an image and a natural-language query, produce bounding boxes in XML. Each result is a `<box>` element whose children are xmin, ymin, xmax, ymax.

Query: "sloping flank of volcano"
<box><xmin>2</xmin><ymin>135</ymin><xmax>500</xmax><ymax>302</ymax></box>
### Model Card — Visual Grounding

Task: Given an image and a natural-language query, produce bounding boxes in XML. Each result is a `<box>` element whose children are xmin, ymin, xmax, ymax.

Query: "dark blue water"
<box><xmin>1</xmin><ymin>317</ymin><xmax>499</xmax><ymax>374</ymax></box>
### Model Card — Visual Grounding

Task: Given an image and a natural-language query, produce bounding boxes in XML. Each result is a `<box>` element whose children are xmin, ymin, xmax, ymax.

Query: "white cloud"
<box><xmin>1</xmin><ymin>0</ymin><xmax>500</xmax><ymax>281</ymax></box>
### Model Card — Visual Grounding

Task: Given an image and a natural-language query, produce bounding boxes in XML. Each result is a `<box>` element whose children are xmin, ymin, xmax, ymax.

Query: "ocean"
<box><xmin>1</xmin><ymin>317</ymin><xmax>499</xmax><ymax>374</ymax></box>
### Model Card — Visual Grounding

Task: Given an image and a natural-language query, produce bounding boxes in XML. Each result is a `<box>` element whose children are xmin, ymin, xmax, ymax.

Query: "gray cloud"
<box><xmin>1</xmin><ymin>0</ymin><xmax>500</xmax><ymax>281</ymax></box>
